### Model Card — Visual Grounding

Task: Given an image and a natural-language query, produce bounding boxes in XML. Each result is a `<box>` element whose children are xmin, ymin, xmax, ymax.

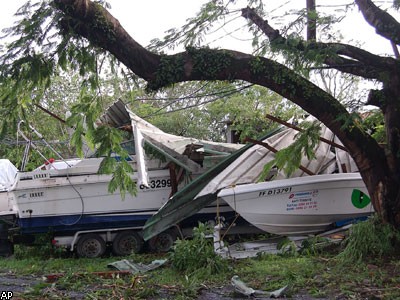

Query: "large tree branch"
<box><xmin>52</xmin><ymin>0</ymin><xmax>382</xmax><ymax>148</ymax></box>
<box><xmin>355</xmin><ymin>0</ymin><xmax>400</xmax><ymax>46</ymax></box>
<box><xmin>54</xmin><ymin>0</ymin><xmax>161</xmax><ymax>81</ymax></box>
<box><xmin>241</xmin><ymin>6</ymin><xmax>399</xmax><ymax>81</ymax></box>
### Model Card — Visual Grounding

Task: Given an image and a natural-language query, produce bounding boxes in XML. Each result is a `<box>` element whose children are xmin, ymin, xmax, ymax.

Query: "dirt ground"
<box><xmin>0</xmin><ymin>272</ymin><xmax>327</xmax><ymax>299</ymax></box>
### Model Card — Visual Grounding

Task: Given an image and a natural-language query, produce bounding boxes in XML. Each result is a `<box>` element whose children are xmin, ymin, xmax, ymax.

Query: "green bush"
<box><xmin>338</xmin><ymin>216</ymin><xmax>400</xmax><ymax>264</ymax></box>
<box><xmin>169</xmin><ymin>222</ymin><xmax>228</xmax><ymax>275</ymax></box>
<box><xmin>14</xmin><ymin>233</ymin><xmax>66</xmax><ymax>259</ymax></box>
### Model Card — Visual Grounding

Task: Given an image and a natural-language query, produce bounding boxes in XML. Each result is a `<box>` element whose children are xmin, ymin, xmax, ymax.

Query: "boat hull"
<box><xmin>7</xmin><ymin>169</ymin><xmax>170</xmax><ymax>233</ymax></box>
<box><xmin>5</xmin><ymin>167</ymin><xmax>236</xmax><ymax>234</ymax></box>
<box><xmin>217</xmin><ymin>173</ymin><xmax>374</xmax><ymax>236</ymax></box>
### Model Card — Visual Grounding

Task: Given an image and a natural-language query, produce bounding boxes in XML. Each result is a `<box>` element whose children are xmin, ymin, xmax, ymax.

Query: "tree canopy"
<box><xmin>1</xmin><ymin>0</ymin><xmax>400</xmax><ymax>228</ymax></box>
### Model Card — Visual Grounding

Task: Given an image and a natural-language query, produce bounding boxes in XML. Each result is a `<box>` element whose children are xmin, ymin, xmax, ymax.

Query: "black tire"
<box><xmin>0</xmin><ymin>239</ymin><xmax>14</xmax><ymax>257</ymax></box>
<box><xmin>76</xmin><ymin>234</ymin><xmax>106</xmax><ymax>258</ymax></box>
<box><xmin>148</xmin><ymin>229</ymin><xmax>177</xmax><ymax>253</ymax></box>
<box><xmin>0</xmin><ymin>223</ymin><xmax>8</xmax><ymax>239</ymax></box>
<box><xmin>112</xmin><ymin>231</ymin><xmax>143</xmax><ymax>256</ymax></box>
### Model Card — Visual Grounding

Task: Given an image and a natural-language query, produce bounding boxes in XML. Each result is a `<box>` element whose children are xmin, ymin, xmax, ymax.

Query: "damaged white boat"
<box><xmin>217</xmin><ymin>173</ymin><xmax>373</xmax><ymax>236</ymax></box>
<box><xmin>143</xmin><ymin>116</ymin><xmax>375</xmax><ymax>240</ymax></box>
<box><xmin>0</xmin><ymin>100</ymin><xmax>248</xmax><ymax>256</ymax></box>
<box><xmin>0</xmin><ymin>157</ymin><xmax>177</xmax><ymax>234</ymax></box>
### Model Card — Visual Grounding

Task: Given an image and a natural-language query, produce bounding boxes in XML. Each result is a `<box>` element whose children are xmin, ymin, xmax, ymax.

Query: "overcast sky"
<box><xmin>0</xmin><ymin>1</ymin><xmax>208</xmax><ymax>47</ymax></box>
<box><xmin>0</xmin><ymin>1</ymin><xmax>397</xmax><ymax>56</ymax></box>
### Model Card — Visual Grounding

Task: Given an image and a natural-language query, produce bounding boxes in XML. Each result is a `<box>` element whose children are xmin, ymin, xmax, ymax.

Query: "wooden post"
<box><xmin>306</xmin><ymin>0</ymin><xmax>316</xmax><ymax>41</ymax></box>
<box><xmin>168</xmin><ymin>162</ymin><xmax>178</xmax><ymax>196</ymax></box>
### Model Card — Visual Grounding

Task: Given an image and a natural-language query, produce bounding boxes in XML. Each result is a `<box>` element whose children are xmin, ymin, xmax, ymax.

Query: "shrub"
<box><xmin>169</xmin><ymin>222</ymin><xmax>228</xmax><ymax>275</ymax></box>
<box><xmin>14</xmin><ymin>233</ymin><xmax>66</xmax><ymax>259</ymax></box>
<box><xmin>338</xmin><ymin>215</ymin><xmax>400</xmax><ymax>264</ymax></box>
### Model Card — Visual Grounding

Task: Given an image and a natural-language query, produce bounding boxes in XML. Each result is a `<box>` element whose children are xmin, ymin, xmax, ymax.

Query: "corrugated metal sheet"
<box><xmin>99</xmin><ymin>99</ymin><xmax>131</xmax><ymax>128</ymax></box>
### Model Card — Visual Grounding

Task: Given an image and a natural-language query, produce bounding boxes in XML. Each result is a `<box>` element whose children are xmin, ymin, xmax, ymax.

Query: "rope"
<box><xmin>220</xmin><ymin>186</ymin><xmax>241</xmax><ymax>241</ymax></box>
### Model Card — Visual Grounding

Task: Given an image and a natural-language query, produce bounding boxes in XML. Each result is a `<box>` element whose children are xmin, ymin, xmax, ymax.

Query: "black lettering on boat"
<box><xmin>259</xmin><ymin>187</ymin><xmax>292</xmax><ymax>197</ymax></box>
<box><xmin>29</xmin><ymin>192</ymin><xmax>44</xmax><ymax>198</ymax></box>
<box><xmin>139</xmin><ymin>178</ymin><xmax>172</xmax><ymax>191</ymax></box>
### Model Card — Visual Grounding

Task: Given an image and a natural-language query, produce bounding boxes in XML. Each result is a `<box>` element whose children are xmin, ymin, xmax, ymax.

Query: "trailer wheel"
<box><xmin>112</xmin><ymin>231</ymin><xmax>143</xmax><ymax>256</ymax></box>
<box><xmin>148</xmin><ymin>229</ymin><xmax>177</xmax><ymax>253</ymax></box>
<box><xmin>76</xmin><ymin>234</ymin><xmax>106</xmax><ymax>258</ymax></box>
<box><xmin>0</xmin><ymin>239</ymin><xmax>14</xmax><ymax>257</ymax></box>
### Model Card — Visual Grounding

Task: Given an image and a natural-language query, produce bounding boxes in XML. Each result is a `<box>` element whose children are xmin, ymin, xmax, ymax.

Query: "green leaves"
<box><xmin>0</xmin><ymin>0</ymin><xmax>135</xmax><ymax>196</ymax></box>
<box><xmin>338</xmin><ymin>215</ymin><xmax>400</xmax><ymax>264</ymax></box>
<box><xmin>89</xmin><ymin>125</ymin><xmax>137</xmax><ymax>198</ymax></box>
<box><xmin>169</xmin><ymin>222</ymin><xmax>228</xmax><ymax>275</ymax></box>
<box><xmin>92</xmin><ymin>126</ymin><xmax>125</xmax><ymax>156</ymax></box>
<box><xmin>259</xmin><ymin>121</ymin><xmax>321</xmax><ymax>179</ymax></box>
<box><xmin>66</xmin><ymin>93</ymin><xmax>103</xmax><ymax>156</ymax></box>
<box><xmin>358</xmin><ymin>110</ymin><xmax>385</xmax><ymax>143</ymax></box>
<box><xmin>108</xmin><ymin>159</ymin><xmax>137</xmax><ymax>199</ymax></box>
<box><xmin>0</xmin><ymin>0</ymin><xmax>116</xmax><ymax>132</ymax></box>
<box><xmin>66</xmin><ymin>94</ymin><xmax>137</xmax><ymax>198</ymax></box>
<box><xmin>149</xmin><ymin>1</ymin><xmax>227</xmax><ymax>50</ymax></box>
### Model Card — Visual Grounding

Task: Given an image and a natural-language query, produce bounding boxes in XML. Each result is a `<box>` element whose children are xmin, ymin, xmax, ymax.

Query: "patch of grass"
<box><xmin>1</xmin><ymin>249</ymin><xmax>400</xmax><ymax>299</ymax></box>
<box><xmin>14</xmin><ymin>233</ymin><xmax>66</xmax><ymax>260</ymax></box>
<box><xmin>0</xmin><ymin>256</ymin><xmax>118</xmax><ymax>275</ymax></box>
<box><xmin>1</xmin><ymin>221</ymin><xmax>400</xmax><ymax>299</ymax></box>
<box><xmin>232</xmin><ymin>254</ymin><xmax>326</xmax><ymax>296</ymax></box>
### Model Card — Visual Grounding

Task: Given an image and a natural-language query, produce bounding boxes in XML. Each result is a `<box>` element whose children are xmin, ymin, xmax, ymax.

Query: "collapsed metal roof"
<box><xmin>99</xmin><ymin>100</ymin><xmax>132</xmax><ymax>128</ymax></box>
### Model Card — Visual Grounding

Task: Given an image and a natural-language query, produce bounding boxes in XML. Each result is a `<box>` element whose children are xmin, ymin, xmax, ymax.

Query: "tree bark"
<box><xmin>355</xmin><ymin>0</ymin><xmax>400</xmax><ymax>45</ymax></box>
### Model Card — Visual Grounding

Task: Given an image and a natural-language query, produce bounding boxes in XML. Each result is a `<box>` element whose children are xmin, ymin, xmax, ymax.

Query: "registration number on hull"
<box><xmin>258</xmin><ymin>187</ymin><xmax>292</xmax><ymax>197</ymax></box>
<box><xmin>139</xmin><ymin>179</ymin><xmax>172</xmax><ymax>191</ymax></box>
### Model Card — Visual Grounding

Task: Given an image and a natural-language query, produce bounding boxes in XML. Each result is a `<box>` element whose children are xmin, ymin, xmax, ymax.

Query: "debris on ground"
<box><xmin>43</xmin><ymin>270</ymin><xmax>132</xmax><ymax>283</ymax></box>
<box><xmin>231</xmin><ymin>275</ymin><xmax>289</xmax><ymax>298</ymax></box>
<box><xmin>214</xmin><ymin>224</ymin><xmax>350</xmax><ymax>259</ymax></box>
<box><xmin>43</xmin><ymin>259</ymin><xmax>167</xmax><ymax>283</ymax></box>
<box><xmin>107</xmin><ymin>258</ymin><xmax>167</xmax><ymax>273</ymax></box>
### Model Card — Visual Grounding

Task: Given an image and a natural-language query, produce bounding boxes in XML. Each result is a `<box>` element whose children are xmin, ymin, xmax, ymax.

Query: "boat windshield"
<box><xmin>121</xmin><ymin>139</ymin><xmax>135</xmax><ymax>155</ymax></box>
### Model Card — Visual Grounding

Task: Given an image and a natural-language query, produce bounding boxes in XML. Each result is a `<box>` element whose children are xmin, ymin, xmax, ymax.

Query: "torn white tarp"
<box><xmin>0</xmin><ymin>159</ymin><xmax>18</xmax><ymax>191</ymax></box>
<box><xmin>126</xmin><ymin>107</ymin><xmax>243</xmax><ymax>155</ymax></box>
<box><xmin>107</xmin><ymin>259</ymin><xmax>167</xmax><ymax>274</ymax></box>
<box><xmin>231</xmin><ymin>275</ymin><xmax>289</xmax><ymax>298</ymax></box>
<box><xmin>195</xmin><ymin>117</ymin><xmax>338</xmax><ymax>199</ymax></box>
<box><xmin>99</xmin><ymin>100</ymin><xmax>243</xmax><ymax>174</ymax></box>
<box><xmin>129</xmin><ymin>110</ymin><xmax>149</xmax><ymax>187</ymax></box>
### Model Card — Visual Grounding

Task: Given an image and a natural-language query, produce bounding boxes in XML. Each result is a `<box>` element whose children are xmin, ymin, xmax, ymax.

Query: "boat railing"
<box><xmin>17</xmin><ymin>120</ymin><xmax>71</xmax><ymax>171</ymax></box>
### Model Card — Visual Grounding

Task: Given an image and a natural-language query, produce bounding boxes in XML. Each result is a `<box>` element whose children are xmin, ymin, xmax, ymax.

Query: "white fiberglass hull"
<box><xmin>217</xmin><ymin>173</ymin><xmax>374</xmax><ymax>236</ymax></box>
<box><xmin>7</xmin><ymin>168</ymin><xmax>172</xmax><ymax>233</ymax></box>
<box><xmin>3</xmin><ymin>158</ymin><xmax>235</xmax><ymax>234</ymax></box>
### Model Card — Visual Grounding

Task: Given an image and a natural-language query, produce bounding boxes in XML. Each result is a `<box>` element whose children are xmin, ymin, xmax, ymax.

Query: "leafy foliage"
<box><xmin>92</xmin><ymin>128</ymin><xmax>137</xmax><ymax>197</ymax></box>
<box><xmin>338</xmin><ymin>216</ymin><xmax>400</xmax><ymax>264</ymax></box>
<box><xmin>0</xmin><ymin>1</ymin><xmax>118</xmax><ymax>147</ymax></box>
<box><xmin>259</xmin><ymin>120</ymin><xmax>321</xmax><ymax>179</ymax></box>
<box><xmin>299</xmin><ymin>236</ymin><xmax>331</xmax><ymax>256</ymax></box>
<box><xmin>136</xmin><ymin>82</ymin><xmax>299</xmax><ymax>142</ymax></box>
<box><xmin>149</xmin><ymin>1</ymin><xmax>229</xmax><ymax>50</ymax></box>
<box><xmin>14</xmin><ymin>233</ymin><xmax>67</xmax><ymax>259</ymax></box>
<box><xmin>66</xmin><ymin>93</ymin><xmax>137</xmax><ymax>197</ymax></box>
<box><xmin>0</xmin><ymin>1</ymin><xmax>127</xmax><ymax>168</ymax></box>
<box><xmin>360</xmin><ymin>110</ymin><xmax>385</xmax><ymax>143</ymax></box>
<box><xmin>169</xmin><ymin>222</ymin><xmax>228</xmax><ymax>275</ymax></box>
<box><xmin>0</xmin><ymin>74</ymin><xmax>78</xmax><ymax>169</ymax></box>
<box><xmin>276</xmin><ymin>237</ymin><xmax>299</xmax><ymax>257</ymax></box>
